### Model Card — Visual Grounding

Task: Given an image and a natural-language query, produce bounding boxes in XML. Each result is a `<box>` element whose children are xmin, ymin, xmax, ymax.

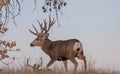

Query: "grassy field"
<box><xmin>0</xmin><ymin>59</ymin><xmax>119</xmax><ymax>74</ymax></box>
<box><xmin>0</xmin><ymin>67</ymin><xmax>119</xmax><ymax>74</ymax></box>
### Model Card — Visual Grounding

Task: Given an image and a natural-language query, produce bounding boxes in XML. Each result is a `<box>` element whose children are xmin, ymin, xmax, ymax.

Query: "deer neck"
<box><xmin>41</xmin><ymin>39</ymin><xmax>52</xmax><ymax>53</ymax></box>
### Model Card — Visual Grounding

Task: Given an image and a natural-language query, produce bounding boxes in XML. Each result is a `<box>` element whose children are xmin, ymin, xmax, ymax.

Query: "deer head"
<box><xmin>29</xmin><ymin>16</ymin><xmax>55</xmax><ymax>47</ymax></box>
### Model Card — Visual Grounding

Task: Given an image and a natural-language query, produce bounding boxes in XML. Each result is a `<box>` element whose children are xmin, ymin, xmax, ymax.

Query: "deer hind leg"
<box><xmin>82</xmin><ymin>56</ymin><xmax>87</xmax><ymax>71</ymax></box>
<box><xmin>70</xmin><ymin>58</ymin><xmax>78</xmax><ymax>74</ymax></box>
<box><xmin>77</xmin><ymin>51</ymin><xmax>87</xmax><ymax>71</ymax></box>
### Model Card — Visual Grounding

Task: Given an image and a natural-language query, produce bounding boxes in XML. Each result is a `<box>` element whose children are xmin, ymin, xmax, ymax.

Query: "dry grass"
<box><xmin>0</xmin><ymin>67</ymin><xmax>119</xmax><ymax>74</ymax></box>
<box><xmin>0</xmin><ymin>60</ymin><xmax>119</xmax><ymax>74</ymax></box>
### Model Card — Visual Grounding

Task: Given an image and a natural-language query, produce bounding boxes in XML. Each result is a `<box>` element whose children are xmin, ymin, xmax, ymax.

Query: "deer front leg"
<box><xmin>70</xmin><ymin>58</ymin><xmax>78</xmax><ymax>74</ymax></box>
<box><xmin>63</xmin><ymin>60</ymin><xmax>68</xmax><ymax>72</ymax></box>
<box><xmin>46</xmin><ymin>58</ymin><xmax>56</xmax><ymax>69</ymax></box>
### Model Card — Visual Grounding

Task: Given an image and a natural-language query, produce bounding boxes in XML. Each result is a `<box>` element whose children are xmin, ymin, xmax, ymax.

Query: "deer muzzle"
<box><xmin>30</xmin><ymin>43</ymin><xmax>34</xmax><ymax>47</ymax></box>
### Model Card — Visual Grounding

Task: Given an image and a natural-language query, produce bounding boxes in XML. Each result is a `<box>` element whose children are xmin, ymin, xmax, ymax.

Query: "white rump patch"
<box><xmin>73</xmin><ymin>42</ymin><xmax>81</xmax><ymax>52</ymax></box>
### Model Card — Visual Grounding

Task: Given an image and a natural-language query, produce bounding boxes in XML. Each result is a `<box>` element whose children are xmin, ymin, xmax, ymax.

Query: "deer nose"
<box><xmin>30</xmin><ymin>43</ymin><xmax>34</xmax><ymax>47</ymax></box>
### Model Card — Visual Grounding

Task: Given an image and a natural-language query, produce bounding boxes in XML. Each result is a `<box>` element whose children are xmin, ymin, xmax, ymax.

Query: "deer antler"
<box><xmin>32</xmin><ymin>57</ymin><xmax>43</xmax><ymax>70</ymax></box>
<box><xmin>29</xmin><ymin>24</ymin><xmax>39</xmax><ymax>36</ymax></box>
<box><xmin>37</xmin><ymin>16</ymin><xmax>55</xmax><ymax>34</ymax></box>
<box><xmin>37</xmin><ymin>20</ymin><xmax>44</xmax><ymax>34</ymax></box>
<box><xmin>38</xmin><ymin>57</ymin><xmax>42</xmax><ymax>67</ymax></box>
<box><xmin>26</xmin><ymin>57</ymin><xmax>43</xmax><ymax>71</ymax></box>
<box><xmin>32</xmin><ymin>24</ymin><xmax>39</xmax><ymax>34</ymax></box>
<box><xmin>29</xmin><ymin>16</ymin><xmax>55</xmax><ymax>36</ymax></box>
<box><xmin>26</xmin><ymin>57</ymin><xmax>33</xmax><ymax>68</ymax></box>
<box><xmin>44</xmin><ymin>16</ymin><xmax>55</xmax><ymax>33</ymax></box>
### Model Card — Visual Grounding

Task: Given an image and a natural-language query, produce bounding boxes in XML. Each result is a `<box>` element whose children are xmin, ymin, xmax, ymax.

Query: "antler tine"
<box><xmin>29</xmin><ymin>29</ymin><xmax>38</xmax><ymax>36</ymax></box>
<box><xmin>26</xmin><ymin>57</ymin><xmax>33</xmax><ymax>68</ymax></box>
<box><xmin>47</xmin><ymin>16</ymin><xmax>55</xmax><ymax>33</ymax></box>
<box><xmin>29</xmin><ymin>24</ymin><xmax>39</xmax><ymax>36</ymax></box>
<box><xmin>37</xmin><ymin>20</ymin><xmax>44</xmax><ymax>34</ymax></box>
<box><xmin>36</xmin><ymin>16</ymin><xmax>55</xmax><ymax>34</ymax></box>
<box><xmin>43</xmin><ymin>19</ymin><xmax>48</xmax><ymax>33</ymax></box>
<box><xmin>32</xmin><ymin>24</ymin><xmax>39</xmax><ymax>35</ymax></box>
<box><xmin>39</xmin><ymin>57</ymin><xmax>43</xmax><ymax>67</ymax></box>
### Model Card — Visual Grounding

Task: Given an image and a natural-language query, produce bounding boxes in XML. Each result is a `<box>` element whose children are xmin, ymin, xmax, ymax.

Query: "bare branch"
<box><xmin>0</xmin><ymin>0</ymin><xmax>21</xmax><ymax>27</ymax></box>
<box><xmin>1</xmin><ymin>59</ymin><xmax>14</xmax><ymax>65</ymax></box>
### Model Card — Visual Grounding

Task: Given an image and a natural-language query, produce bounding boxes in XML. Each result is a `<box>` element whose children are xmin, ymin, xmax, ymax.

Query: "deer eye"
<box><xmin>36</xmin><ymin>38</ymin><xmax>40</xmax><ymax>40</ymax></box>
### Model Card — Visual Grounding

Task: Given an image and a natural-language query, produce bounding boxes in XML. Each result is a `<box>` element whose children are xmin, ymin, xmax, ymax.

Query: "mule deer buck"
<box><xmin>29</xmin><ymin>16</ymin><xmax>87</xmax><ymax>73</ymax></box>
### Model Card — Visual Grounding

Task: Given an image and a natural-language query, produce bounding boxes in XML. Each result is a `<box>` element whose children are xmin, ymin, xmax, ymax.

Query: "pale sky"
<box><xmin>0</xmin><ymin>0</ymin><xmax>120</xmax><ymax>70</ymax></box>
